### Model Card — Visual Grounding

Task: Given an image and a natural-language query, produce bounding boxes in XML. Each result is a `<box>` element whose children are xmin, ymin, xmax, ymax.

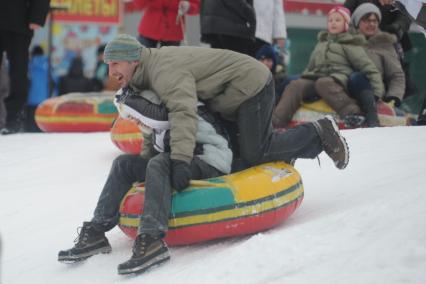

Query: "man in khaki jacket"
<box><xmin>60</xmin><ymin>34</ymin><xmax>351</xmax><ymax>275</ymax></box>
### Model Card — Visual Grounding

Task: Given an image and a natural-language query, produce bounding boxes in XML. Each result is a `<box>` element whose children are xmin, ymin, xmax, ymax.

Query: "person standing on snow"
<box><xmin>59</xmin><ymin>34</ymin><xmax>350</xmax><ymax>275</ymax></box>
<box><xmin>0</xmin><ymin>0</ymin><xmax>50</xmax><ymax>134</ymax></box>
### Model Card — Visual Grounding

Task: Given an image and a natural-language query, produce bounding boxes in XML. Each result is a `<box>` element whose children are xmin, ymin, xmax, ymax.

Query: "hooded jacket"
<box><xmin>364</xmin><ymin>31</ymin><xmax>405</xmax><ymax>101</ymax></box>
<box><xmin>129</xmin><ymin>46</ymin><xmax>270</xmax><ymax>164</ymax></box>
<box><xmin>301</xmin><ymin>31</ymin><xmax>384</xmax><ymax>97</ymax></box>
<box><xmin>116</xmin><ymin>88</ymin><xmax>232</xmax><ymax>174</ymax></box>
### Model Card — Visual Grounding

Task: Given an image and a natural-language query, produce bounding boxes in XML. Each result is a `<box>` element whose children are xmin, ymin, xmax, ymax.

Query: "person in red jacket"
<box><xmin>133</xmin><ymin>0</ymin><xmax>200</xmax><ymax>47</ymax></box>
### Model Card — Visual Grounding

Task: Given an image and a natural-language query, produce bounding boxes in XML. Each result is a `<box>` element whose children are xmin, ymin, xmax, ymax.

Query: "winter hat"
<box><xmin>328</xmin><ymin>6</ymin><xmax>351</xmax><ymax>32</ymax></box>
<box><xmin>255</xmin><ymin>44</ymin><xmax>277</xmax><ymax>73</ymax></box>
<box><xmin>351</xmin><ymin>3</ymin><xmax>382</xmax><ymax>28</ymax></box>
<box><xmin>104</xmin><ymin>34</ymin><xmax>143</xmax><ymax>63</ymax></box>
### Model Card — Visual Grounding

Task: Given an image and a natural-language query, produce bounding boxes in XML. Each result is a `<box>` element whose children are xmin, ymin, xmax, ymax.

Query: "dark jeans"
<box><xmin>0</xmin><ymin>31</ymin><xmax>31</xmax><ymax>123</ymax></box>
<box><xmin>234</xmin><ymin>77</ymin><xmax>323</xmax><ymax>168</ymax></box>
<box><xmin>138</xmin><ymin>35</ymin><xmax>180</xmax><ymax>48</ymax></box>
<box><xmin>92</xmin><ymin>153</ymin><xmax>221</xmax><ymax>235</ymax></box>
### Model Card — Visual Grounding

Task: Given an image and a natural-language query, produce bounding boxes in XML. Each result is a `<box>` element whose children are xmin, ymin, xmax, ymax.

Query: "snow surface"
<box><xmin>1</xmin><ymin>126</ymin><xmax>426</xmax><ymax>284</ymax></box>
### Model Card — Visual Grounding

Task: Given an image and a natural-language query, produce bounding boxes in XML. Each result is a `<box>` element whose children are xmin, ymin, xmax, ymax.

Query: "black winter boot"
<box><xmin>357</xmin><ymin>90</ymin><xmax>380</xmax><ymax>127</ymax></box>
<box><xmin>1</xmin><ymin>112</ymin><xmax>24</xmax><ymax>135</ymax></box>
<box><xmin>313</xmin><ymin>115</ymin><xmax>350</xmax><ymax>170</ymax></box>
<box><xmin>117</xmin><ymin>233</ymin><xmax>170</xmax><ymax>275</ymax></box>
<box><xmin>58</xmin><ymin>222</ymin><xmax>111</xmax><ymax>263</ymax></box>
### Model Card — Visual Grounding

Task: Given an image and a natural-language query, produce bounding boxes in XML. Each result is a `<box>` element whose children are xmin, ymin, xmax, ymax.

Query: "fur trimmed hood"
<box><xmin>367</xmin><ymin>31</ymin><xmax>397</xmax><ymax>46</ymax></box>
<box><xmin>318</xmin><ymin>31</ymin><xmax>366</xmax><ymax>45</ymax></box>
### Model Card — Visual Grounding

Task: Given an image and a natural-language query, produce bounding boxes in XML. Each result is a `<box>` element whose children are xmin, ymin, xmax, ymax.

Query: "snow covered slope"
<box><xmin>1</xmin><ymin>126</ymin><xmax>425</xmax><ymax>284</ymax></box>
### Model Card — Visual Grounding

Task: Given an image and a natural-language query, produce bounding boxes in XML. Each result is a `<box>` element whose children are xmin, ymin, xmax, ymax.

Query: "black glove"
<box><xmin>170</xmin><ymin>159</ymin><xmax>191</xmax><ymax>192</ymax></box>
<box><xmin>383</xmin><ymin>96</ymin><xmax>401</xmax><ymax>107</ymax></box>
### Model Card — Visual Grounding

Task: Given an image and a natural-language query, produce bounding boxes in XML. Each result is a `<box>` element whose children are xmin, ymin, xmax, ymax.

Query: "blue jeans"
<box><xmin>138</xmin><ymin>35</ymin><xmax>180</xmax><ymax>48</ymax></box>
<box><xmin>92</xmin><ymin>153</ymin><xmax>221</xmax><ymax>235</ymax></box>
<box><xmin>235</xmin><ymin>76</ymin><xmax>323</xmax><ymax>167</ymax></box>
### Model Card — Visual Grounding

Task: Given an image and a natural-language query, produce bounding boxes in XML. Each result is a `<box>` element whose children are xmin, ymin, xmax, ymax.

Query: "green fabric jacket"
<box><xmin>130</xmin><ymin>46</ymin><xmax>270</xmax><ymax>163</ymax></box>
<box><xmin>364</xmin><ymin>31</ymin><xmax>405</xmax><ymax>101</ymax></box>
<box><xmin>302</xmin><ymin>31</ymin><xmax>384</xmax><ymax>97</ymax></box>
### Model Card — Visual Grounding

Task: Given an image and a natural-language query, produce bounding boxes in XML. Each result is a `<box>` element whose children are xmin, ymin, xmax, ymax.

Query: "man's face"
<box><xmin>107</xmin><ymin>60</ymin><xmax>139</xmax><ymax>87</ymax></box>
<box><xmin>358</xmin><ymin>14</ymin><xmax>379</xmax><ymax>38</ymax></box>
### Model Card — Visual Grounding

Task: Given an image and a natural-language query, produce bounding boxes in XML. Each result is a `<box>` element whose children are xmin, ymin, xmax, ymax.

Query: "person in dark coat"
<box><xmin>200</xmin><ymin>0</ymin><xmax>256</xmax><ymax>56</ymax></box>
<box><xmin>0</xmin><ymin>0</ymin><xmax>50</xmax><ymax>135</ymax></box>
<box><xmin>58</xmin><ymin>57</ymin><xmax>93</xmax><ymax>95</ymax></box>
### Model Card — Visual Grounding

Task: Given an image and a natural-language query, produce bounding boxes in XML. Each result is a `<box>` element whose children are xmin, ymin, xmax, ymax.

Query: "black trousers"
<box><xmin>204</xmin><ymin>34</ymin><xmax>255</xmax><ymax>57</ymax></box>
<box><xmin>0</xmin><ymin>31</ymin><xmax>31</xmax><ymax>123</ymax></box>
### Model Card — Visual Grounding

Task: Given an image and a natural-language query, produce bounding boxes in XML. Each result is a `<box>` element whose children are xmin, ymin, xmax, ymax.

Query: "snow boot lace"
<box><xmin>58</xmin><ymin>221</ymin><xmax>111</xmax><ymax>263</ymax></box>
<box><xmin>117</xmin><ymin>233</ymin><xmax>170</xmax><ymax>275</ymax></box>
<box><xmin>313</xmin><ymin>115</ymin><xmax>350</xmax><ymax>170</ymax></box>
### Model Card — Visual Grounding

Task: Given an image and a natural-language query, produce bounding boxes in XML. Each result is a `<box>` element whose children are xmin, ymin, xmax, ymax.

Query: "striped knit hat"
<box><xmin>328</xmin><ymin>6</ymin><xmax>352</xmax><ymax>32</ymax></box>
<box><xmin>104</xmin><ymin>34</ymin><xmax>143</xmax><ymax>62</ymax></box>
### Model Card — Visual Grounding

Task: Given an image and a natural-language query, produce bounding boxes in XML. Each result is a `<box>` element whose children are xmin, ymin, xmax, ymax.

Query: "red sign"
<box><xmin>51</xmin><ymin>0</ymin><xmax>121</xmax><ymax>24</ymax></box>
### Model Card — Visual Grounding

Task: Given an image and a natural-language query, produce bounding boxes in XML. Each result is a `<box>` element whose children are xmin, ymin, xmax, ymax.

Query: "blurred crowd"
<box><xmin>0</xmin><ymin>0</ymin><xmax>425</xmax><ymax>135</ymax></box>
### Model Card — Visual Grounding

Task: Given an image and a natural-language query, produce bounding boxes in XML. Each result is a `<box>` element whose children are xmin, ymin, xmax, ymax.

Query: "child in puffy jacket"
<box><xmin>272</xmin><ymin>6</ymin><xmax>384</xmax><ymax>128</ymax></box>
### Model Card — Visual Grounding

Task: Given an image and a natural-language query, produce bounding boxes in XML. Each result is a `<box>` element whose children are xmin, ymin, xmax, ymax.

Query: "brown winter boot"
<box><xmin>313</xmin><ymin>115</ymin><xmax>350</xmax><ymax>169</ymax></box>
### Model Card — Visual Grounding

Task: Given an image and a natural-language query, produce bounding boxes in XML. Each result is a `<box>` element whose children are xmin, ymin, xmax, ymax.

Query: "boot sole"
<box><xmin>324</xmin><ymin>115</ymin><xmax>350</xmax><ymax>169</ymax></box>
<box><xmin>117</xmin><ymin>250</ymin><xmax>171</xmax><ymax>275</ymax></box>
<box><xmin>58</xmin><ymin>246</ymin><xmax>112</xmax><ymax>263</ymax></box>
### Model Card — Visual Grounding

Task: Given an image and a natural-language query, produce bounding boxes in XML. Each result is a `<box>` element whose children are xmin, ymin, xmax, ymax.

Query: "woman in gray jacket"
<box><xmin>347</xmin><ymin>3</ymin><xmax>406</xmax><ymax>126</ymax></box>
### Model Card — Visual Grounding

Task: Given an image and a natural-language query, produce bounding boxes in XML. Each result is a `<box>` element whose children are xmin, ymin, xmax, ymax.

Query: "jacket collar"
<box><xmin>129</xmin><ymin>47</ymin><xmax>154</xmax><ymax>91</ymax></box>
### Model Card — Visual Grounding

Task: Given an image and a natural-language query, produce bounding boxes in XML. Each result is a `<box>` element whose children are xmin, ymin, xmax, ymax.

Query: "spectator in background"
<box><xmin>0</xmin><ymin>0</ymin><xmax>50</xmax><ymax>135</ymax></box>
<box><xmin>348</xmin><ymin>3</ymin><xmax>406</xmax><ymax>126</ymax></box>
<box><xmin>344</xmin><ymin>0</ymin><xmax>415</xmax><ymax>99</ymax></box>
<box><xmin>344</xmin><ymin>0</ymin><xmax>412</xmax><ymax>52</ymax></box>
<box><xmin>133</xmin><ymin>0</ymin><xmax>200</xmax><ymax>47</ymax></box>
<box><xmin>272</xmin><ymin>6</ymin><xmax>384</xmax><ymax>128</ymax></box>
<box><xmin>92</xmin><ymin>44</ymin><xmax>109</xmax><ymax>91</ymax></box>
<box><xmin>200</xmin><ymin>0</ymin><xmax>256</xmax><ymax>56</ymax></box>
<box><xmin>255</xmin><ymin>44</ymin><xmax>287</xmax><ymax>102</ymax></box>
<box><xmin>252</xmin><ymin>0</ymin><xmax>287</xmax><ymax>63</ymax></box>
<box><xmin>26</xmin><ymin>45</ymin><xmax>49</xmax><ymax>132</ymax></box>
<box><xmin>0</xmin><ymin>54</ymin><xmax>9</xmax><ymax>130</ymax></box>
<box><xmin>58</xmin><ymin>57</ymin><xmax>93</xmax><ymax>95</ymax></box>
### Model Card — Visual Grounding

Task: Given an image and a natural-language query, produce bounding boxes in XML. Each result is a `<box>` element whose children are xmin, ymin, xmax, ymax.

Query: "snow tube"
<box><xmin>288</xmin><ymin>99</ymin><xmax>410</xmax><ymax>129</ymax></box>
<box><xmin>110</xmin><ymin>117</ymin><xmax>143</xmax><ymax>154</ymax></box>
<box><xmin>119</xmin><ymin>162</ymin><xmax>303</xmax><ymax>246</ymax></box>
<box><xmin>35</xmin><ymin>92</ymin><xmax>118</xmax><ymax>132</ymax></box>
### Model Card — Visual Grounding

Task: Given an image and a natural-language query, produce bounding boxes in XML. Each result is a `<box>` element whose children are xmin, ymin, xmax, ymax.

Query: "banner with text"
<box><xmin>51</xmin><ymin>0</ymin><xmax>121</xmax><ymax>24</ymax></box>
